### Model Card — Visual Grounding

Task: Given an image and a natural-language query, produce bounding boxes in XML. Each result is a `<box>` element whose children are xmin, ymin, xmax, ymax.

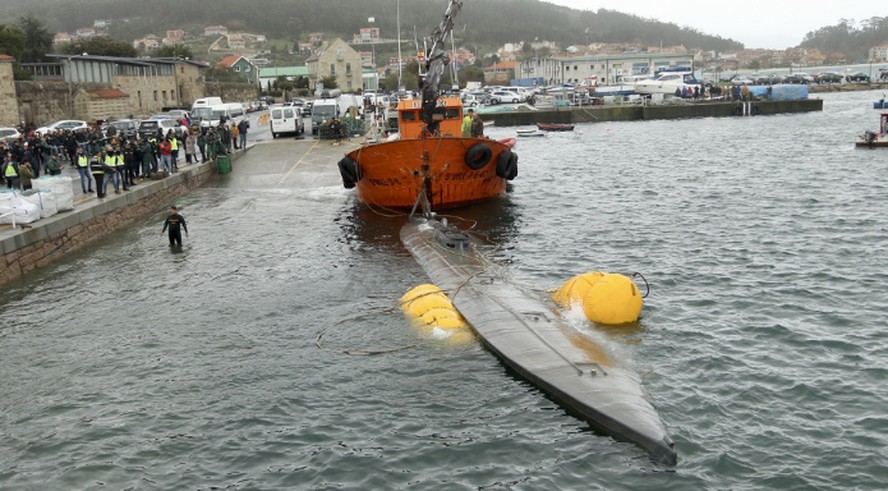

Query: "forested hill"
<box><xmin>0</xmin><ymin>0</ymin><xmax>743</xmax><ymax>52</ymax></box>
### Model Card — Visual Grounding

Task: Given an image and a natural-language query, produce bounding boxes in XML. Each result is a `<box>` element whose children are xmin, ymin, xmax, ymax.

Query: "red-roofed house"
<box><xmin>204</xmin><ymin>25</ymin><xmax>228</xmax><ymax>37</ymax></box>
<box><xmin>74</xmin><ymin>87</ymin><xmax>130</xmax><ymax>121</ymax></box>
<box><xmin>483</xmin><ymin>61</ymin><xmax>518</xmax><ymax>84</ymax></box>
<box><xmin>54</xmin><ymin>32</ymin><xmax>72</xmax><ymax>45</ymax></box>
<box><xmin>216</xmin><ymin>55</ymin><xmax>258</xmax><ymax>85</ymax></box>
<box><xmin>75</xmin><ymin>27</ymin><xmax>97</xmax><ymax>38</ymax></box>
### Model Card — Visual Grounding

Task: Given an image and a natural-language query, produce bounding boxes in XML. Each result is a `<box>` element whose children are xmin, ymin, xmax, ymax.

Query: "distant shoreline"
<box><xmin>807</xmin><ymin>83</ymin><xmax>888</xmax><ymax>93</ymax></box>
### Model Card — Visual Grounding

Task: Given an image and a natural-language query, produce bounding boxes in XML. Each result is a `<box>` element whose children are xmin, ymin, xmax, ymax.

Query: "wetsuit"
<box><xmin>162</xmin><ymin>213</ymin><xmax>188</xmax><ymax>247</ymax></box>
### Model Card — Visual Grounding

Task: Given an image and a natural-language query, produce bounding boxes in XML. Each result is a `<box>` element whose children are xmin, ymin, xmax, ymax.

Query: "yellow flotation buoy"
<box><xmin>552</xmin><ymin>271</ymin><xmax>605</xmax><ymax>308</ymax></box>
<box><xmin>403</xmin><ymin>292</ymin><xmax>452</xmax><ymax>318</ymax></box>
<box><xmin>420</xmin><ymin>307</ymin><xmax>463</xmax><ymax>326</ymax></box>
<box><xmin>401</xmin><ymin>284</ymin><xmax>472</xmax><ymax>341</ymax></box>
<box><xmin>554</xmin><ymin>272</ymin><xmax>643</xmax><ymax>325</ymax></box>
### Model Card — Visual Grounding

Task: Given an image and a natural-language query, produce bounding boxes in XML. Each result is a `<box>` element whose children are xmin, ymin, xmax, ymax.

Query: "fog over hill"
<box><xmin>0</xmin><ymin>0</ymin><xmax>743</xmax><ymax>52</ymax></box>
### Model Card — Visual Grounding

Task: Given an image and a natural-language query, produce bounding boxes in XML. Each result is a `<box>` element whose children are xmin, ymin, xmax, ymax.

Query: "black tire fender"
<box><xmin>733</xmin><ymin>104</ymin><xmax>743</xmax><ymax>116</ymax></box>
<box><xmin>338</xmin><ymin>156</ymin><xmax>359</xmax><ymax>189</ymax></box>
<box><xmin>507</xmin><ymin>152</ymin><xmax>518</xmax><ymax>180</ymax></box>
<box><xmin>465</xmin><ymin>143</ymin><xmax>493</xmax><ymax>170</ymax></box>
<box><xmin>495</xmin><ymin>150</ymin><xmax>512</xmax><ymax>178</ymax></box>
<box><xmin>751</xmin><ymin>104</ymin><xmax>760</xmax><ymax>115</ymax></box>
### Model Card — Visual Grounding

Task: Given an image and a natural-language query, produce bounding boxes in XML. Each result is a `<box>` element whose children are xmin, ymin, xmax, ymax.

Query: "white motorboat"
<box><xmin>634</xmin><ymin>71</ymin><xmax>702</xmax><ymax>96</ymax></box>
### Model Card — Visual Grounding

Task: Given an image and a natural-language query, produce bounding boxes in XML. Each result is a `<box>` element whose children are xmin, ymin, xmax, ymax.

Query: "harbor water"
<box><xmin>2</xmin><ymin>90</ymin><xmax>887</xmax><ymax>489</ymax></box>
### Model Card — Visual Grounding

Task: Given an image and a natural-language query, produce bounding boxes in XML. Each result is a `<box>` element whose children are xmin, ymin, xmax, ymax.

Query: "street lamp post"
<box><xmin>66</xmin><ymin>55</ymin><xmax>74</xmax><ymax>118</ymax></box>
<box><xmin>368</xmin><ymin>16</ymin><xmax>377</xmax><ymax>91</ymax></box>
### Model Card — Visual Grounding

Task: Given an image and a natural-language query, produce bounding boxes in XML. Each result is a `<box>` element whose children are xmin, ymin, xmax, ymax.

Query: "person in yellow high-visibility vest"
<box><xmin>168</xmin><ymin>131</ymin><xmax>179</xmax><ymax>172</ymax></box>
<box><xmin>89</xmin><ymin>152</ymin><xmax>107</xmax><ymax>198</ymax></box>
<box><xmin>75</xmin><ymin>147</ymin><xmax>93</xmax><ymax>193</ymax></box>
<box><xmin>461</xmin><ymin>109</ymin><xmax>473</xmax><ymax>137</ymax></box>
<box><xmin>3</xmin><ymin>156</ymin><xmax>20</xmax><ymax>189</ymax></box>
<box><xmin>103</xmin><ymin>150</ymin><xmax>118</xmax><ymax>195</ymax></box>
<box><xmin>115</xmin><ymin>148</ymin><xmax>128</xmax><ymax>191</ymax></box>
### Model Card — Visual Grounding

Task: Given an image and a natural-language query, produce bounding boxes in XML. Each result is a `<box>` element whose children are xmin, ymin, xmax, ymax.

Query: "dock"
<box><xmin>483</xmin><ymin>98</ymin><xmax>823</xmax><ymax>126</ymax></box>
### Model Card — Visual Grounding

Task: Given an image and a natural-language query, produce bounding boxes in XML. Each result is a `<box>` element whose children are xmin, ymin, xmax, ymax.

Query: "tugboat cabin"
<box><xmin>397</xmin><ymin>96</ymin><xmax>463</xmax><ymax>139</ymax></box>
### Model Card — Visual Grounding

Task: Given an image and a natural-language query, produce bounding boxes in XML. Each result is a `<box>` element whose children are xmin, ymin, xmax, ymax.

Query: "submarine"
<box><xmin>400</xmin><ymin>217</ymin><xmax>677</xmax><ymax>465</ymax></box>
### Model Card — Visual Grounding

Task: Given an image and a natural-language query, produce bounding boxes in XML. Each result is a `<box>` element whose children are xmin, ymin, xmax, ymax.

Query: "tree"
<box><xmin>204</xmin><ymin>67</ymin><xmax>242</xmax><ymax>83</ymax></box>
<box><xmin>460</xmin><ymin>65</ymin><xmax>484</xmax><ymax>84</ymax></box>
<box><xmin>0</xmin><ymin>24</ymin><xmax>29</xmax><ymax>79</ymax></box>
<box><xmin>18</xmin><ymin>15</ymin><xmax>53</xmax><ymax>62</ymax></box>
<box><xmin>57</xmin><ymin>37</ymin><xmax>138</xmax><ymax>58</ymax></box>
<box><xmin>402</xmin><ymin>60</ymin><xmax>421</xmax><ymax>90</ymax></box>
<box><xmin>0</xmin><ymin>25</ymin><xmax>25</xmax><ymax>61</ymax></box>
<box><xmin>151</xmin><ymin>44</ymin><xmax>194</xmax><ymax>59</ymax></box>
<box><xmin>275</xmin><ymin>75</ymin><xmax>295</xmax><ymax>91</ymax></box>
<box><xmin>319</xmin><ymin>74</ymin><xmax>338</xmax><ymax>90</ymax></box>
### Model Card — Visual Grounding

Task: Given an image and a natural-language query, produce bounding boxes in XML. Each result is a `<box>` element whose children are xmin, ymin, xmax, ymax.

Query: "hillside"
<box><xmin>0</xmin><ymin>0</ymin><xmax>742</xmax><ymax>53</ymax></box>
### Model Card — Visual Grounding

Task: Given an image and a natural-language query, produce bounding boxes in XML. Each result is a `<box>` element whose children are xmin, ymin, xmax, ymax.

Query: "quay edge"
<box><xmin>484</xmin><ymin>99</ymin><xmax>824</xmax><ymax>126</ymax></box>
<box><xmin>0</xmin><ymin>150</ymin><xmax>250</xmax><ymax>288</ymax></box>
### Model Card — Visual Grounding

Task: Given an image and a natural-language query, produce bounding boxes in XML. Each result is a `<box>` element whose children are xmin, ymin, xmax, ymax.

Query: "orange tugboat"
<box><xmin>337</xmin><ymin>0</ymin><xmax>518</xmax><ymax>210</ymax></box>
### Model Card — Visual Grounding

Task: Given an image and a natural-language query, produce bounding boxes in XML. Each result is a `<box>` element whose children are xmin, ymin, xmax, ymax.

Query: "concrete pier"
<box><xmin>484</xmin><ymin>99</ymin><xmax>824</xmax><ymax>126</ymax></box>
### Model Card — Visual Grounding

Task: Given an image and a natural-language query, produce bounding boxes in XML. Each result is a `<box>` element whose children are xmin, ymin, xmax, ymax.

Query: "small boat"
<box><xmin>336</xmin><ymin>1</ymin><xmax>518</xmax><ymax>210</ymax></box>
<box><xmin>517</xmin><ymin>129</ymin><xmax>545</xmax><ymax>138</ymax></box>
<box><xmin>536</xmin><ymin>122</ymin><xmax>575</xmax><ymax>132</ymax></box>
<box><xmin>856</xmin><ymin>112</ymin><xmax>888</xmax><ymax>147</ymax></box>
<box><xmin>873</xmin><ymin>96</ymin><xmax>887</xmax><ymax>109</ymax></box>
<box><xmin>400</xmin><ymin>217</ymin><xmax>678</xmax><ymax>465</ymax></box>
<box><xmin>498</xmin><ymin>137</ymin><xmax>516</xmax><ymax>148</ymax></box>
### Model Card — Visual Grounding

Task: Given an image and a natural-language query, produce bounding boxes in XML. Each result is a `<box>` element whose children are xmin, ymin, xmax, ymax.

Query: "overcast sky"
<box><xmin>543</xmin><ymin>0</ymin><xmax>881</xmax><ymax>50</ymax></box>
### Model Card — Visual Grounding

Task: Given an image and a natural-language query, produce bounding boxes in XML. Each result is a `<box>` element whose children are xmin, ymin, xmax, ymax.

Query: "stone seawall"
<box><xmin>0</xmin><ymin>150</ymin><xmax>247</xmax><ymax>287</ymax></box>
<box><xmin>484</xmin><ymin>99</ymin><xmax>824</xmax><ymax>126</ymax></box>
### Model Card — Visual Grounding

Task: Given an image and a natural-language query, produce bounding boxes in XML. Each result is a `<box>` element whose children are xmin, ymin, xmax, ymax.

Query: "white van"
<box><xmin>192</xmin><ymin>102</ymin><xmax>246</xmax><ymax>129</ymax></box>
<box><xmin>270</xmin><ymin>105</ymin><xmax>304</xmax><ymax>138</ymax></box>
<box><xmin>224</xmin><ymin>102</ymin><xmax>246</xmax><ymax>125</ymax></box>
<box><xmin>337</xmin><ymin>94</ymin><xmax>364</xmax><ymax>118</ymax></box>
<box><xmin>311</xmin><ymin>99</ymin><xmax>340</xmax><ymax>134</ymax></box>
<box><xmin>191</xmin><ymin>97</ymin><xmax>223</xmax><ymax>111</ymax></box>
<box><xmin>504</xmin><ymin>86</ymin><xmax>534</xmax><ymax>98</ymax></box>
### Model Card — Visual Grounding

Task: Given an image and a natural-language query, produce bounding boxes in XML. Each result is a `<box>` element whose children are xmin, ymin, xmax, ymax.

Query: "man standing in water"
<box><xmin>160</xmin><ymin>206</ymin><xmax>189</xmax><ymax>247</ymax></box>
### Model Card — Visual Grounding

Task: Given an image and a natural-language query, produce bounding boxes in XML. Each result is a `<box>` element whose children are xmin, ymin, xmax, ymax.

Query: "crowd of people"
<box><xmin>1</xmin><ymin>119</ymin><xmax>248</xmax><ymax>199</ymax></box>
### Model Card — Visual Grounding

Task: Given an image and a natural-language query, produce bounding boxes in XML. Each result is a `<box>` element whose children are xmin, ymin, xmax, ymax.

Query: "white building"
<box><xmin>869</xmin><ymin>45</ymin><xmax>888</xmax><ymax>62</ymax></box>
<box><xmin>521</xmin><ymin>52</ymin><xmax>696</xmax><ymax>85</ymax></box>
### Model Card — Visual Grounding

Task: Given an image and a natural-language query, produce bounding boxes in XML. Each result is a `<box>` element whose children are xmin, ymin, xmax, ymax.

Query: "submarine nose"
<box><xmin>650</xmin><ymin>437</ymin><xmax>678</xmax><ymax>466</ymax></box>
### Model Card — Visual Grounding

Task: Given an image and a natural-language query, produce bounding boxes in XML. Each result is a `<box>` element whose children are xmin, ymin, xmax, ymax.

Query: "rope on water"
<box><xmin>315</xmin><ymin>307</ymin><xmax>417</xmax><ymax>356</ymax></box>
<box><xmin>632</xmin><ymin>272</ymin><xmax>651</xmax><ymax>298</ymax></box>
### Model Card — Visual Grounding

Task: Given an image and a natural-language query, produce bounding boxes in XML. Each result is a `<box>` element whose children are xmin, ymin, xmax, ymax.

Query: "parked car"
<box><xmin>783</xmin><ymin>73</ymin><xmax>812</xmax><ymax>84</ymax></box>
<box><xmin>488</xmin><ymin>90</ymin><xmax>526</xmax><ymax>104</ymax></box>
<box><xmin>0</xmin><ymin>127</ymin><xmax>22</xmax><ymax>142</ymax></box>
<box><xmin>165</xmin><ymin>109</ymin><xmax>191</xmax><ymax>122</ymax></box>
<box><xmin>104</xmin><ymin>119</ymin><xmax>140</xmax><ymax>138</ymax></box>
<box><xmin>846</xmin><ymin>72</ymin><xmax>870</xmax><ymax>83</ymax></box>
<box><xmin>139</xmin><ymin>118</ymin><xmax>187</xmax><ymax>139</ymax></box>
<box><xmin>460</xmin><ymin>93</ymin><xmax>482</xmax><ymax>107</ymax></box>
<box><xmin>814</xmin><ymin>72</ymin><xmax>843</xmax><ymax>84</ymax></box>
<box><xmin>35</xmin><ymin>119</ymin><xmax>88</xmax><ymax>136</ymax></box>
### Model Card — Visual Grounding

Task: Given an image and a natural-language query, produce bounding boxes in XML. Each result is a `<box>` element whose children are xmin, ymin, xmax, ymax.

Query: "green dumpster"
<box><xmin>216</xmin><ymin>155</ymin><xmax>231</xmax><ymax>174</ymax></box>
